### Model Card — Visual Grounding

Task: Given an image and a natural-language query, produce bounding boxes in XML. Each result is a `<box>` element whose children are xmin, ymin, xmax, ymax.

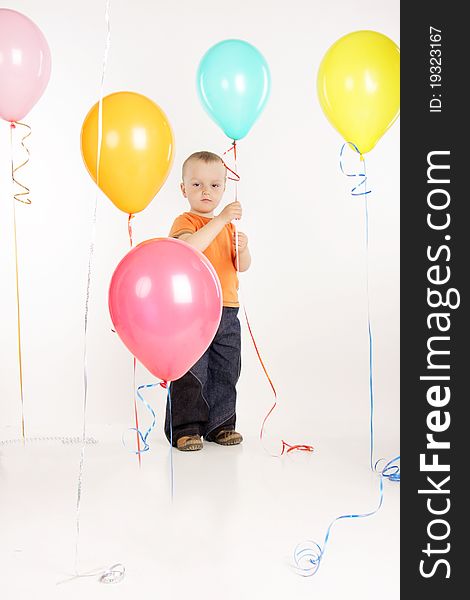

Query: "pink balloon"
<box><xmin>0</xmin><ymin>9</ymin><xmax>52</xmax><ymax>122</ymax></box>
<box><xmin>109</xmin><ymin>238</ymin><xmax>223</xmax><ymax>382</ymax></box>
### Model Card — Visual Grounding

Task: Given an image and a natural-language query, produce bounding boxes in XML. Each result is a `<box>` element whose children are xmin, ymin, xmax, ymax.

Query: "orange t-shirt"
<box><xmin>169</xmin><ymin>212</ymin><xmax>239</xmax><ymax>307</ymax></box>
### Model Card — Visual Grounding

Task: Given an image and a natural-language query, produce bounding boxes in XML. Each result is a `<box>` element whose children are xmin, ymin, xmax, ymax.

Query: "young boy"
<box><xmin>164</xmin><ymin>151</ymin><xmax>251</xmax><ymax>451</ymax></box>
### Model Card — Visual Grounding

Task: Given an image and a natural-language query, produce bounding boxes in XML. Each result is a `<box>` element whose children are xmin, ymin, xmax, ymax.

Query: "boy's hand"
<box><xmin>233</xmin><ymin>231</ymin><xmax>248</xmax><ymax>252</ymax></box>
<box><xmin>218</xmin><ymin>201</ymin><xmax>242</xmax><ymax>224</ymax></box>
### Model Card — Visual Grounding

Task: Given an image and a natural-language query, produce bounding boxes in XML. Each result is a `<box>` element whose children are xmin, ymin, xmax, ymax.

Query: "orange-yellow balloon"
<box><xmin>317</xmin><ymin>30</ymin><xmax>400</xmax><ymax>155</ymax></box>
<box><xmin>81</xmin><ymin>91</ymin><xmax>174</xmax><ymax>214</ymax></box>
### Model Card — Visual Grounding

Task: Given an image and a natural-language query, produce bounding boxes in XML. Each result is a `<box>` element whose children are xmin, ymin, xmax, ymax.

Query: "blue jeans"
<box><xmin>164</xmin><ymin>307</ymin><xmax>241</xmax><ymax>445</ymax></box>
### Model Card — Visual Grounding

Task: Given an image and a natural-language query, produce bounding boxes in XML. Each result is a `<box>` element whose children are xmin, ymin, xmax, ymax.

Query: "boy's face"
<box><xmin>181</xmin><ymin>159</ymin><xmax>226</xmax><ymax>217</ymax></box>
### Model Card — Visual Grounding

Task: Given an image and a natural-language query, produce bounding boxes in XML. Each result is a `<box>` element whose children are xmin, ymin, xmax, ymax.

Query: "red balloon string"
<box><xmin>243</xmin><ymin>302</ymin><xmax>313</xmax><ymax>456</ymax></box>
<box><xmin>128</xmin><ymin>213</ymin><xmax>134</xmax><ymax>247</ymax></box>
<box><xmin>225</xmin><ymin>140</ymin><xmax>312</xmax><ymax>457</ymax></box>
<box><xmin>132</xmin><ymin>356</ymin><xmax>141</xmax><ymax>467</ymax></box>
<box><xmin>222</xmin><ymin>141</ymin><xmax>241</xmax><ymax>181</ymax></box>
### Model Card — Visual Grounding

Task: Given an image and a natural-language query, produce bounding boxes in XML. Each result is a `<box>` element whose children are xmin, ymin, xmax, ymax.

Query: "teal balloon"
<box><xmin>197</xmin><ymin>39</ymin><xmax>271</xmax><ymax>141</ymax></box>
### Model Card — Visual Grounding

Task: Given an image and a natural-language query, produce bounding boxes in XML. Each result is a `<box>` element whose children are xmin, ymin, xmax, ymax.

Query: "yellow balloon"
<box><xmin>81</xmin><ymin>91</ymin><xmax>174</xmax><ymax>214</ymax></box>
<box><xmin>317</xmin><ymin>30</ymin><xmax>400</xmax><ymax>155</ymax></box>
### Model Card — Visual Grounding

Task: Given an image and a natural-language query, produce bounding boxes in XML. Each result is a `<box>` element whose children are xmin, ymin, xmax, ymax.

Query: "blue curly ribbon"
<box><xmin>124</xmin><ymin>383</ymin><xmax>158</xmax><ymax>454</ymax></box>
<box><xmin>375</xmin><ymin>455</ymin><xmax>401</xmax><ymax>482</ymax></box>
<box><xmin>340</xmin><ymin>143</ymin><xmax>400</xmax><ymax>480</ymax></box>
<box><xmin>293</xmin><ymin>146</ymin><xmax>400</xmax><ymax>577</ymax></box>
<box><xmin>122</xmin><ymin>381</ymin><xmax>174</xmax><ymax>499</ymax></box>
<box><xmin>339</xmin><ymin>142</ymin><xmax>371</xmax><ymax>197</ymax></box>
<box><xmin>293</xmin><ymin>455</ymin><xmax>400</xmax><ymax>576</ymax></box>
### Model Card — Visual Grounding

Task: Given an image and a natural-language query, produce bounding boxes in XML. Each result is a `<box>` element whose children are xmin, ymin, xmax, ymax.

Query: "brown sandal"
<box><xmin>214</xmin><ymin>430</ymin><xmax>243</xmax><ymax>446</ymax></box>
<box><xmin>176</xmin><ymin>435</ymin><xmax>203</xmax><ymax>451</ymax></box>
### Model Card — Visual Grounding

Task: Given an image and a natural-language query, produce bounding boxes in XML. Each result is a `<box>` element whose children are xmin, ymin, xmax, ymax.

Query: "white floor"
<box><xmin>0</xmin><ymin>426</ymin><xmax>399</xmax><ymax>600</ymax></box>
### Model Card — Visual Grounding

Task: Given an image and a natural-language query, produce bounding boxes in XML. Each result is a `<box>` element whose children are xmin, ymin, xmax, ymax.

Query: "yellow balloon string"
<box><xmin>9</xmin><ymin>121</ymin><xmax>31</xmax><ymax>442</ymax></box>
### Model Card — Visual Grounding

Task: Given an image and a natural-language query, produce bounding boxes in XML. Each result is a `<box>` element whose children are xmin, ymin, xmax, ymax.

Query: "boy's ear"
<box><xmin>180</xmin><ymin>182</ymin><xmax>187</xmax><ymax>197</ymax></box>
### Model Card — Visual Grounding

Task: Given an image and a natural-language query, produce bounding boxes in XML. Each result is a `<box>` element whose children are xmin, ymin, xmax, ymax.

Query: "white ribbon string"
<box><xmin>71</xmin><ymin>0</ymin><xmax>124</xmax><ymax>585</ymax></box>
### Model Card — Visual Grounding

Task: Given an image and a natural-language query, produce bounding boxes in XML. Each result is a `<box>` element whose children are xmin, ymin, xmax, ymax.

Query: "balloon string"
<box><xmin>293</xmin><ymin>455</ymin><xmax>400</xmax><ymax>577</ymax></box>
<box><xmin>358</xmin><ymin>152</ymin><xmax>375</xmax><ymax>471</ymax></box>
<box><xmin>123</xmin><ymin>381</ymin><xmax>174</xmax><ymax>499</ymax></box>
<box><xmin>230</xmin><ymin>141</ymin><xmax>240</xmax><ymax>272</ymax></box>
<box><xmin>339</xmin><ymin>142</ymin><xmax>371</xmax><ymax>197</ymax></box>
<box><xmin>0</xmin><ymin>436</ymin><xmax>98</xmax><ymax>446</ymax></box>
<box><xmin>358</xmin><ymin>157</ymin><xmax>400</xmax><ymax>482</ymax></box>
<box><xmin>339</xmin><ymin>148</ymin><xmax>399</xmax><ymax>479</ymax></box>
<box><xmin>128</xmin><ymin>213</ymin><xmax>134</xmax><ymax>247</ymax></box>
<box><xmin>229</xmin><ymin>141</ymin><xmax>313</xmax><ymax>457</ymax></box>
<box><xmin>222</xmin><ymin>140</ymin><xmax>241</xmax><ymax>182</ymax></box>
<box><xmin>167</xmin><ymin>383</ymin><xmax>174</xmax><ymax>501</ymax></box>
<box><xmin>124</xmin><ymin>383</ymin><xmax>159</xmax><ymax>453</ymax></box>
<box><xmin>10</xmin><ymin>121</ymin><xmax>32</xmax><ymax>204</ymax></box>
<box><xmin>57</xmin><ymin>563</ymin><xmax>125</xmax><ymax>586</ymax></box>
<box><xmin>339</xmin><ymin>145</ymin><xmax>399</xmax><ymax>476</ymax></box>
<box><xmin>293</xmin><ymin>147</ymin><xmax>400</xmax><ymax>578</ymax></box>
<box><xmin>75</xmin><ymin>167</ymin><xmax>98</xmax><ymax>577</ymax></box>
<box><xmin>127</xmin><ymin>213</ymin><xmax>141</xmax><ymax>465</ymax></box>
<box><xmin>74</xmin><ymin>0</ymin><xmax>115</xmax><ymax>583</ymax></box>
<box><xmin>244</xmin><ymin>306</ymin><xmax>313</xmax><ymax>456</ymax></box>
<box><xmin>132</xmin><ymin>357</ymin><xmax>141</xmax><ymax>466</ymax></box>
<box><xmin>122</xmin><ymin>381</ymin><xmax>174</xmax><ymax>501</ymax></box>
<box><xmin>9</xmin><ymin>124</ymin><xmax>27</xmax><ymax>442</ymax></box>
<box><xmin>294</xmin><ymin>148</ymin><xmax>400</xmax><ymax>576</ymax></box>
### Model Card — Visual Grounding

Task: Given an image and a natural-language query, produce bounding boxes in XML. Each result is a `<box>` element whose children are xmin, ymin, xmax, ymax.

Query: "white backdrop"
<box><xmin>0</xmin><ymin>0</ymin><xmax>399</xmax><ymax>460</ymax></box>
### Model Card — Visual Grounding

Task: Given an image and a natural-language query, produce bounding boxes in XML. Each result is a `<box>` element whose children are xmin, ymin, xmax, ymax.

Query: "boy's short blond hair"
<box><xmin>182</xmin><ymin>151</ymin><xmax>226</xmax><ymax>180</ymax></box>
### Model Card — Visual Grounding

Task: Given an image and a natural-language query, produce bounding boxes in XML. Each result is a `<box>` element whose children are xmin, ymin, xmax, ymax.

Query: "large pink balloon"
<box><xmin>0</xmin><ymin>9</ymin><xmax>52</xmax><ymax>122</ymax></box>
<box><xmin>109</xmin><ymin>238</ymin><xmax>223</xmax><ymax>382</ymax></box>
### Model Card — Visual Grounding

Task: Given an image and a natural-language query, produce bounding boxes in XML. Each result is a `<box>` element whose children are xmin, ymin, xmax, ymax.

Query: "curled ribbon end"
<box><xmin>10</xmin><ymin>121</ymin><xmax>32</xmax><ymax>204</ymax></box>
<box><xmin>99</xmin><ymin>563</ymin><xmax>125</xmax><ymax>584</ymax></box>
<box><xmin>339</xmin><ymin>142</ymin><xmax>370</xmax><ymax>196</ymax></box>
<box><xmin>293</xmin><ymin>541</ymin><xmax>322</xmax><ymax>577</ymax></box>
<box><xmin>374</xmin><ymin>456</ymin><xmax>401</xmax><ymax>482</ymax></box>
<box><xmin>283</xmin><ymin>442</ymin><xmax>315</xmax><ymax>454</ymax></box>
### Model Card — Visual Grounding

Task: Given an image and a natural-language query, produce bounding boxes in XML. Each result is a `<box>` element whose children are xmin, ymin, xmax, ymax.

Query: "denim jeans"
<box><xmin>164</xmin><ymin>307</ymin><xmax>241</xmax><ymax>445</ymax></box>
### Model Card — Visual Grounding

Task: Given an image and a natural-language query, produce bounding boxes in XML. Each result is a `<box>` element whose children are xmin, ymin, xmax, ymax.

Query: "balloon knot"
<box><xmin>160</xmin><ymin>381</ymin><xmax>168</xmax><ymax>389</ymax></box>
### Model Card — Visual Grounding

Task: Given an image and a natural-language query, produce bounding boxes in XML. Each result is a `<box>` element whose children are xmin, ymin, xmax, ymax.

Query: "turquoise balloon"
<box><xmin>197</xmin><ymin>39</ymin><xmax>271</xmax><ymax>141</ymax></box>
